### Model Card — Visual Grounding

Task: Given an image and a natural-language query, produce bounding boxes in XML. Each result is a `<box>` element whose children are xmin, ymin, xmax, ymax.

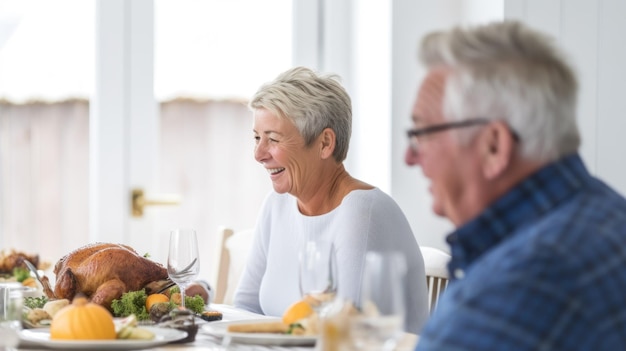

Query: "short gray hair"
<box><xmin>249</xmin><ymin>66</ymin><xmax>352</xmax><ymax>162</ymax></box>
<box><xmin>419</xmin><ymin>20</ymin><xmax>580</xmax><ymax>162</ymax></box>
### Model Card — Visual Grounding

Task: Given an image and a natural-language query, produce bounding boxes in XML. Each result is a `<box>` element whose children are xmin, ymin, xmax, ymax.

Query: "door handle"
<box><xmin>131</xmin><ymin>188</ymin><xmax>181</xmax><ymax>217</ymax></box>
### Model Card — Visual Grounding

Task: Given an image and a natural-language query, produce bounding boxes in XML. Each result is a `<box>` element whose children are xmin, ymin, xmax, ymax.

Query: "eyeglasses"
<box><xmin>407</xmin><ymin>118</ymin><xmax>521</xmax><ymax>152</ymax></box>
<box><xmin>406</xmin><ymin>118</ymin><xmax>490</xmax><ymax>151</ymax></box>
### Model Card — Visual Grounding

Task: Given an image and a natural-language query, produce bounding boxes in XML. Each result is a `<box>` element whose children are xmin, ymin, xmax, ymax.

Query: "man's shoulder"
<box><xmin>532</xmin><ymin>178</ymin><xmax>626</xmax><ymax>243</ymax></box>
<box><xmin>474</xmin><ymin>189</ymin><xmax>626</xmax><ymax>289</ymax></box>
<box><xmin>421</xmin><ymin>192</ymin><xmax>626</xmax><ymax>351</ymax></box>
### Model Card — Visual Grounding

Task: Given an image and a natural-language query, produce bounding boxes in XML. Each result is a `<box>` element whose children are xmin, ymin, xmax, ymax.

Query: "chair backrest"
<box><xmin>212</xmin><ymin>226</ymin><xmax>254</xmax><ymax>305</ymax></box>
<box><xmin>419</xmin><ymin>246</ymin><xmax>451</xmax><ymax>313</ymax></box>
<box><xmin>212</xmin><ymin>227</ymin><xmax>234</xmax><ymax>304</ymax></box>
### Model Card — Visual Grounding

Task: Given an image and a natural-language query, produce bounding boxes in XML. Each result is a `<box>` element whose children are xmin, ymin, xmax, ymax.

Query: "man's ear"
<box><xmin>480</xmin><ymin>121</ymin><xmax>516</xmax><ymax>179</ymax></box>
<box><xmin>319</xmin><ymin>128</ymin><xmax>336</xmax><ymax>159</ymax></box>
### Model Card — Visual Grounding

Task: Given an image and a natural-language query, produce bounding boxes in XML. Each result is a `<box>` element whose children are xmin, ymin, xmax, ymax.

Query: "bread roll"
<box><xmin>227</xmin><ymin>321</ymin><xmax>289</xmax><ymax>334</ymax></box>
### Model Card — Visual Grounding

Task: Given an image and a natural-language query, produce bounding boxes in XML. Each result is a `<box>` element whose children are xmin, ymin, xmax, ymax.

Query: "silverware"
<box><xmin>178</xmin><ymin>258</ymin><xmax>198</xmax><ymax>274</ymax></box>
<box><xmin>156</xmin><ymin>280</ymin><xmax>177</xmax><ymax>294</ymax></box>
<box><xmin>22</xmin><ymin>259</ymin><xmax>41</xmax><ymax>282</ymax></box>
<box><xmin>22</xmin><ymin>259</ymin><xmax>55</xmax><ymax>298</ymax></box>
<box><xmin>156</xmin><ymin>258</ymin><xmax>198</xmax><ymax>294</ymax></box>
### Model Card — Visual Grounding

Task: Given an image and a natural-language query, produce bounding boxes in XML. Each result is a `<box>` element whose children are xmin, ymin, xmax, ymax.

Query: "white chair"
<box><xmin>212</xmin><ymin>227</ymin><xmax>233</xmax><ymax>304</ymax></box>
<box><xmin>419</xmin><ymin>246</ymin><xmax>451</xmax><ymax>313</ymax></box>
<box><xmin>212</xmin><ymin>227</ymin><xmax>254</xmax><ymax>305</ymax></box>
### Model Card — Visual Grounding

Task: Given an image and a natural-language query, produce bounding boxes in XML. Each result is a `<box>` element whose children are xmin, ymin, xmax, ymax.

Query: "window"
<box><xmin>155</xmin><ymin>0</ymin><xmax>292</xmax><ymax>100</ymax></box>
<box><xmin>0</xmin><ymin>0</ymin><xmax>94</xmax><ymax>263</ymax></box>
<box><xmin>0</xmin><ymin>0</ymin><xmax>291</xmax><ymax>277</ymax></box>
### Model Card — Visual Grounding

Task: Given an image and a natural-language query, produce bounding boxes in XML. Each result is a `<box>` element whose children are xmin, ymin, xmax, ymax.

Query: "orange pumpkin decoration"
<box><xmin>50</xmin><ymin>296</ymin><xmax>116</xmax><ymax>340</ymax></box>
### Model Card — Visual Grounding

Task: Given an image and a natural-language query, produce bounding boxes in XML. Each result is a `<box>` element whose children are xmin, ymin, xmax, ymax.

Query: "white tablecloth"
<box><xmin>14</xmin><ymin>304</ymin><xmax>417</xmax><ymax>351</ymax></box>
<box><xmin>183</xmin><ymin>303</ymin><xmax>314</xmax><ymax>351</ymax></box>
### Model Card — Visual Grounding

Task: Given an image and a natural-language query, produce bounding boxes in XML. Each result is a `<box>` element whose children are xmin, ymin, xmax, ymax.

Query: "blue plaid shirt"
<box><xmin>416</xmin><ymin>153</ymin><xmax>626</xmax><ymax>350</ymax></box>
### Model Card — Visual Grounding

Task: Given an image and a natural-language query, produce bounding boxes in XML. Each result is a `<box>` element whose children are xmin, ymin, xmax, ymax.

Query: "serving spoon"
<box><xmin>151</xmin><ymin>258</ymin><xmax>198</xmax><ymax>294</ymax></box>
<box><xmin>22</xmin><ymin>259</ymin><xmax>55</xmax><ymax>298</ymax></box>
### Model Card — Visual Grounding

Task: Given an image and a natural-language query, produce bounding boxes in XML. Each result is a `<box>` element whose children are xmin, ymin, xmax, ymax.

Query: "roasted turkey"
<box><xmin>47</xmin><ymin>242</ymin><xmax>169</xmax><ymax>311</ymax></box>
<box><xmin>0</xmin><ymin>249</ymin><xmax>40</xmax><ymax>273</ymax></box>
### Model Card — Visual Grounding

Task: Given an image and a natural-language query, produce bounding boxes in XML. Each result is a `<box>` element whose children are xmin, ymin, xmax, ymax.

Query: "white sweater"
<box><xmin>233</xmin><ymin>188</ymin><xmax>429</xmax><ymax>334</ymax></box>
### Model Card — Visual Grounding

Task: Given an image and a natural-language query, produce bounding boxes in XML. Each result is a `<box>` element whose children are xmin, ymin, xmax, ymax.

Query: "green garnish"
<box><xmin>24</xmin><ymin>296</ymin><xmax>48</xmax><ymax>309</ymax></box>
<box><xmin>110</xmin><ymin>288</ymin><xmax>205</xmax><ymax>321</ymax></box>
<box><xmin>111</xmin><ymin>290</ymin><xmax>150</xmax><ymax>321</ymax></box>
<box><xmin>287</xmin><ymin>323</ymin><xmax>304</xmax><ymax>334</ymax></box>
<box><xmin>168</xmin><ymin>285</ymin><xmax>205</xmax><ymax>314</ymax></box>
<box><xmin>183</xmin><ymin>295</ymin><xmax>205</xmax><ymax>314</ymax></box>
<box><xmin>13</xmin><ymin>267</ymin><xmax>30</xmax><ymax>282</ymax></box>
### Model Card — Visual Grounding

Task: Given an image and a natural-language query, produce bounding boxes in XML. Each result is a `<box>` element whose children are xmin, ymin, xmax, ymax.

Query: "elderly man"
<box><xmin>406</xmin><ymin>21</ymin><xmax>626</xmax><ymax>350</ymax></box>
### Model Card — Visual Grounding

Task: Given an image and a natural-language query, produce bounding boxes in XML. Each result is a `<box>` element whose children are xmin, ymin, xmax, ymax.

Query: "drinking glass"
<box><xmin>298</xmin><ymin>239</ymin><xmax>338</xmax><ymax>315</ymax></box>
<box><xmin>350</xmin><ymin>251</ymin><xmax>407</xmax><ymax>351</ymax></box>
<box><xmin>167</xmin><ymin>229</ymin><xmax>200</xmax><ymax>309</ymax></box>
<box><xmin>0</xmin><ymin>282</ymin><xmax>23</xmax><ymax>350</ymax></box>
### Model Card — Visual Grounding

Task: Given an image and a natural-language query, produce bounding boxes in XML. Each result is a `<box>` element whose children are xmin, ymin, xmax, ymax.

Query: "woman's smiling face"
<box><xmin>253</xmin><ymin>108</ymin><xmax>320</xmax><ymax>197</ymax></box>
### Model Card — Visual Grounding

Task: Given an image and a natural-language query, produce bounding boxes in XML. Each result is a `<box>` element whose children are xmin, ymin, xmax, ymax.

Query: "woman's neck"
<box><xmin>296</xmin><ymin>164</ymin><xmax>373</xmax><ymax>216</ymax></box>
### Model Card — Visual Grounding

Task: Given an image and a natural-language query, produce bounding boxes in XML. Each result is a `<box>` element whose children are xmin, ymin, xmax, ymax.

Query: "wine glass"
<box><xmin>167</xmin><ymin>229</ymin><xmax>200</xmax><ymax>309</ymax></box>
<box><xmin>350</xmin><ymin>251</ymin><xmax>407</xmax><ymax>351</ymax></box>
<box><xmin>298</xmin><ymin>239</ymin><xmax>338</xmax><ymax>316</ymax></box>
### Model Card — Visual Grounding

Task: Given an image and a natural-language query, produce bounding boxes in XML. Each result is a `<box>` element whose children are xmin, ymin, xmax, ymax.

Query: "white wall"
<box><xmin>293</xmin><ymin>0</ymin><xmax>393</xmax><ymax>194</ymax></box>
<box><xmin>505</xmin><ymin>0</ymin><xmax>626</xmax><ymax>195</ymax></box>
<box><xmin>390</xmin><ymin>0</ymin><xmax>626</xmax><ymax>252</ymax></box>
<box><xmin>390</xmin><ymin>0</ymin><xmax>504</xmax><ymax>251</ymax></box>
<box><xmin>294</xmin><ymin>0</ymin><xmax>505</xmax><ymax>252</ymax></box>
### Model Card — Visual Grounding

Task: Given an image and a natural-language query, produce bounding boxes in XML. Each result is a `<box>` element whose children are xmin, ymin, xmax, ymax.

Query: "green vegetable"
<box><xmin>287</xmin><ymin>323</ymin><xmax>304</xmax><ymax>334</ymax></box>
<box><xmin>111</xmin><ymin>288</ymin><xmax>205</xmax><ymax>321</ymax></box>
<box><xmin>111</xmin><ymin>290</ymin><xmax>150</xmax><ymax>321</ymax></box>
<box><xmin>184</xmin><ymin>295</ymin><xmax>205</xmax><ymax>315</ymax></box>
<box><xmin>13</xmin><ymin>267</ymin><xmax>30</xmax><ymax>282</ymax></box>
<box><xmin>168</xmin><ymin>286</ymin><xmax>204</xmax><ymax>314</ymax></box>
<box><xmin>24</xmin><ymin>296</ymin><xmax>48</xmax><ymax>309</ymax></box>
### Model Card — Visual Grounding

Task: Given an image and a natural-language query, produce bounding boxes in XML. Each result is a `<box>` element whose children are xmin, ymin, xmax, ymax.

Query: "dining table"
<box><xmin>13</xmin><ymin>304</ymin><xmax>418</xmax><ymax>351</ymax></box>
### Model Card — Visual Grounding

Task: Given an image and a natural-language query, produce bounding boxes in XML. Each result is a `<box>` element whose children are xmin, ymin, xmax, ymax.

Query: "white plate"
<box><xmin>202</xmin><ymin>319</ymin><xmax>317</xmax><ymax>346</ymax></box>
<box><xmin>19</xmin><ymin>326</ymin><xmax>187</xmax><ymax>350</ymax></box>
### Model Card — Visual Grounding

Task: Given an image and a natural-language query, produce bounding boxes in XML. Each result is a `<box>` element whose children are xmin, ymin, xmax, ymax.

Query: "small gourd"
<box><xmin>50</xmin><ymin>296</ymin><xmax>116</xmax><ymax>340</ymax></box>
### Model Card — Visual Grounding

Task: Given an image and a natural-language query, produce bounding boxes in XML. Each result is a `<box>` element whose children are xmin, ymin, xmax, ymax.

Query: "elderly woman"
<box><xmin>233</xmin><ymin>67</ymin><xmax>429</xmax><ymax>334</ymax></box>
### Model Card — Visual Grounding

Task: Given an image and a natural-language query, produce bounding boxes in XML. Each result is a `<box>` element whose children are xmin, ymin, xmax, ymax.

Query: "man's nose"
<box><xmin>405</xmin><ymin>145</ymin><xmax>420</xmax><ymax>166</ymax></box>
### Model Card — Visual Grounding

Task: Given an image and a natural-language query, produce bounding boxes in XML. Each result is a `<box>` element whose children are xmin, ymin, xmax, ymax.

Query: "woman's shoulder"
<box><xmin>344</xmin><ymin>187</ymin><xmax>397</xmax><ymax>204</ymax></box>
<box><xmin>340</xmin><ymin>188</ymin><xmax>407</xmax><ymax>217</ymax></box>
<box><xmin>337</xmin><ymin>188</ymin><xmax>415</xmax><ymax>242</ymax></box>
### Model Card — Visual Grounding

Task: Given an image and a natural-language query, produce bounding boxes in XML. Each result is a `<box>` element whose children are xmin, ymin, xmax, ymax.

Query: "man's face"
<box><xmin>405</xmin><ymin>69</ymin><xmax>483</xmax><ymax>226</ymax></box>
